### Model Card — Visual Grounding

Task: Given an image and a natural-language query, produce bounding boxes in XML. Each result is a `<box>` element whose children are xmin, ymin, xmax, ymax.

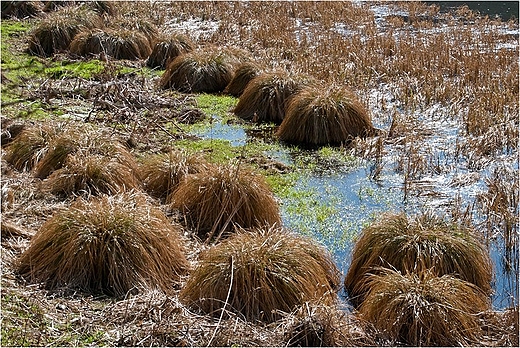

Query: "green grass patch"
<box><xmin>44</xmin><ymin>60</ymin><xmax>105</xmax><ymax>79</ymax></box>
<box><xmin>194</xmin><ymin>94</ymin><xmax>238</xmax><ymax>118</ymax></box>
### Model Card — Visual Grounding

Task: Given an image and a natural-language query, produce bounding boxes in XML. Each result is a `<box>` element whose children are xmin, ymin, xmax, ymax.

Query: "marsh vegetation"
<box><xmin>1</xmin><ymin>1</ymin><xmax>518</xmax><ymax>346</ymax></box>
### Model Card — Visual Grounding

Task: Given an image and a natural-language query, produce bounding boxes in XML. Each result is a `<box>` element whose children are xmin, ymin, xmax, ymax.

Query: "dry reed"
<box><xmin>17</xmin><ymin>191</ymin><xmax>189</xmax><ymax>297</ymax></box>
<box><xmin>179</xmin><ymin>225</ymin><xmax>340</xmax><ymax>323</ymax></box>
<box><xmin>358</xmin><ymin>269</ymin><xmax>490</xmax><ymax>346</ymax></box>
<box><xmin>277</xmin><ymin>84</ymin><xmax>375</xmax><ymax>146</ymax></box>
<box><xmin>344</xmin><ymin>212</ymin><xmax>493</xmax><ymax>308</ymax></box>
<box><xmin>169</xmin><ymin>163</ymin><xmax>281</xmax><ymax>242</ymax></box>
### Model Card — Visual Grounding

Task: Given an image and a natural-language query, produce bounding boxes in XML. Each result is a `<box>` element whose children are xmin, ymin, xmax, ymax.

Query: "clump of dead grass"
<box><xmin>223</xmin><ymin>62</ymin><xmax>263</xmax><ymax>97</ymax></box>
<box><xmin>27</xmin><ymin>5</ymin><xmax>102</xmax><ymax>56</ymax></box>
<box><xmin>169</xmin><ymin>163</ymin><xmax>281</xmax><ymax>242</ymax></box>
<box><xmin>277</xmin><ymin>84</ymin><xmax>375</xmax><ymax>146</ymax></box>
<box><xmin>160</xmin><ymin>46</ymin><xmax>243</xmax><ymax>93</ymax></box>
<box><xmin>146</xmin><ymin>33</ymin><xmax>195</xmax><ymax>69</ymax></box>
<box><xmin>140</xmin><ymin>150</ymin><xmax>213</xmax><ymax>200</ymax></box>
<box><xmin>69</xmin><ymin>28</ymin><xmax>152</xmax><ymax>60</ymax></box>
<box><xmin>1</xmin><ymin>1</ymin><xmax>42</xmax><ymax>19</ymax></box>
<box><xmin>233</xmin><ymin>71</ymin><xmax>311</xmax><ymax>124</ymax></box>
<box><xmin>16</xmin><ymin>191</ymin><xmax>189</xmax><ymax>297</ymax></box>
<box><xmin>358</xmin><ymin>269</ymin><xmax>490</xmax><ymax>346</ymax></box>
<box><xmin>344</xmin><ymin>212</ymin><xmax>493</xmax><ymax>308</ymax></box>
<box><xmin>180</xmin><ymin>225</ymin><xmax>340</xmax><ymax>323</ymax></box>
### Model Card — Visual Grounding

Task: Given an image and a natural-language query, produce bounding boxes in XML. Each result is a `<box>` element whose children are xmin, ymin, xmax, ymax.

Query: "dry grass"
<box><xmin>233</xmin><ymin>71</ymin><xmax>311</xmax><ymax>124</ymax></box>
<box><xmin>179</xmin><ymin>225</ymin><xmax>340</xmax><ymax>323</ymax></box>
<box><xmin>223</xmin><ymin>62</ymin><xmax>263</xmax><ymax>97</ymax></box>
<box><xmin>69</xmin><ymin>28</ymin><xmax>152</xmax><ymax>60</ymax></box>
<box><xmin>169</xmin><ymin>163</ymin><xmax>281</xmax><ymax>242</ymax></box>
<box><xmin>159</xmin><ymin>46</ymin><xmax>242</xmax><ymax>93</ymax></box>
<box><xmin>3</xmin><ymin>123</ymin><xmax>59</xmax><ymax>172</ymax></box>
<box><xmin>140</xmin><ymin>149</ymin><xmax>213</xmax><ymax>200</ymax></box>
<box><xmin>358</xmin><ymin>269</ymin><xmax>491</xmax><ymax>346</ymax></box>
<box><xmin>146</xmin><ymin>33</ymin><xmax>195</xmax><ymax>69</ymax></box>
<box><xmin>284</xmin><ymin>302</ymin><xmax>377</xmax><ymax>347</ymax></box>
<box><xmin>277</xmin><ymin>84</ymin><xmax>375</xmax><ymax>146</ymax></box>
<box><xmin>27</xmin><ymin>5</ymin><xmax>102</xmax><ymax>57</ymax></box>
<box><xmin>16</xmin><ymin>191</ymin><xmax>189</xmax><ymax>297</ymax></box>
<box><xmin>109</xmin><ymin>17</ymin><xmax>159</xmax><ymax>47</ymax></box>
<box><xmin>1</xmin><ymin>1</ymin><xmax>42</xmax><ymax>19</ymax></box>
<box><xmin>344</xmin><ymin>212</ymin><xmax>493</xmax><ymax>308</ymax></box>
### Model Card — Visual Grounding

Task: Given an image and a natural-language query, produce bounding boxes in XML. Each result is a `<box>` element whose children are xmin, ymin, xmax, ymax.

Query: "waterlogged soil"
<box><xmin>1</xmin><ymin>1</ymin><xmax>519</xmax><ymax>346</ymax></box>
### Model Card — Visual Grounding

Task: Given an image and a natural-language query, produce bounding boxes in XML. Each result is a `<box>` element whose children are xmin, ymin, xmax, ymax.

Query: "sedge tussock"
<box><xmin>146</xmin><ymin>33</ymin><xmax>195</xmax><ymax>69</ymax></box>
<box><xmin>358</xmin><ymin>269</ymin><xmax>490</xmax><ymax>346</ymax></box>
<box><xmin>160</xmin><ymin>46</ymin><xmax>242</xmax><ymax>93</ymax></box>
<box><xmin>223</xmin><ymin>62</ymin><xmax>263</xmax><ymax>97</ymax></box>
<box><xmin>169</xmin><ymin>163</ymin><xmax>281</xmax><ymax>242</ymax></box>
<box><xmin>344</xmin><ymin>212</ymin><xmax>493</xmax><ymax>308</ymax></box>
<box><xmin>140</xmin><ymin>150</ymin><xmax>213</xmax><ymax>200</ymax></box>
<box><xmin>233</xmin><ymin>71</ymin><xmax>312</xmax><ymax>124</ymax></box>
<box><xmin>17</xmin><ymin>191</ymin><xmax>189</xmax><ymax>297</ymax></box>
<box><xmin>277</xmin><ymin>84</ymin><xmax>375</xmax><ymax>146</ymax></box>
<box><xmin>70</xmin><ymin>28</ymin><xmax>152</xmax><ymax>60</ymax></box>
<box><xmin>27</xmin><ymin>5</ymin><xmax>102</xmax><ymax>57</ymax></box>
<box><xmin>1</xmin><ymin>1</ymin><xmax>42</xmax><ymax>19</ymax></box>
<box><xmin>180</xmin><ymin>225</ymin><xmax>340</xmax><ymax>323</ymax></box>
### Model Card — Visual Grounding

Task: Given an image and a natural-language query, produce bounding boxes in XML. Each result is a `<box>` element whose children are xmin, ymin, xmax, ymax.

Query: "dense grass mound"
<box><xmin>1</xmin><ymin>1</ymin><xmax>42</xmax><ymax>19</ymax></box>
<box><xmin>169</xmin><ymin>163</ymin><xmax>281</xmax><ymax>242</ymax></box>
<box><xmin>180</xmin><ymin>226</ymin><xmax>340</xmax><ymax>322</ymax></box>
<box><xmin>109</xmin><ymin>17</ymin><xmax>159</xmax><ymax>46</ymax></box>
<box><xmin>146</xmin><ymin>34</ymin><xmax>195</xmax><ymax>69</ymax></box>
<box><xmin>3</xmin><ymin>123</ymin><xmax>58</xmax><ymax>171</ymax></box>
<box><xmin>223</xmin><ymin>62</ymin><xmax>263</xmax><ymax>97</ymax></box>
<box><xmin>344</xmin><ymin>213</ymin><xmax>493</xmax><ymax>308</ymax></box>
<box><xmin>277</xmin><ymin>85</ymin><xmax>375</xmax><ymax>146</ymax></box>
<box><xmin>27</xmin><ymin>6</ymin><xmax>102</xmax><ymax>57</ymax></box>
<box><xmin>43</xmin><ymin>142</ymin><xmax>141</xmax><ymax>197</ymax></box>
<box><xmin>140</xmin><ymin>150</ymin><xmax>213</xmax><ymax>200</ymax></box>
<box><xmin>233</xmin><ymin>71</ymin><xmax>310</xmax><ymax>124</ymax></box>
<box><xmin>17</xmin><ymin>192</ymin><xmax>189</xmax><ymax>297</ymax></box>
<box><xmin>70</xmin><ymin>28</ymin><xmax>152</xmax><ymax>60</ymax></box>
<box><xmin>159</xmin><ymin>47</ymin><xmax>241</xmax><ymax>93</ymax></box>
<box><xmin>358</xmin><ymin>269</ymin><xmax>490</xmax><ymax>346</ymax></box>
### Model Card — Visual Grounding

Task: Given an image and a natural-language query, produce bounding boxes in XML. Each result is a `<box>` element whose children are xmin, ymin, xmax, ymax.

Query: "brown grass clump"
<box><xmin>358</xmin><ymin>269</ymin><xmax>490</xmax><ymax>346</ymax></box>
<box><xmin>69</xmin><ymin>28</ymin><xmax>152</xmax><ymax>60</ymax></box>
<box><xmin>223</xmin><ymin>62</ymin><xmax>263</xmax><ymax>97</ymax></box>
<box><xmin>277</xmin><ymin>85</ymin><xmax>375</xmax><ymax>146</ymax></box>
<box><xmin>3</xmin><ymin>123</ymin><xmax>58</xmax><ymax>171</ymax></box>
<box><xmin>284</xmin><ymin>302</ymin><xmax>376</xmax><ymax>347</ymax></box>
<box><xmin>17</xmin><ymin>192</ymin><xmax>189</xmax><ymax>297</ymax></box>
<box><xmin>43</xmin><ymin>142</ymin><xmax>141</xmax><ymax>197</ymax></box>
<box><xmin>140</xmin><ymin>150</ymin><xmax>212</xmax><ymax>200</ymax></box>
<box><xmin>233</xmin><ymin>71</ymin><xmax>310</xmax><ymax>124</ymax></box>
<box><xmin>1</xmin><ymin>1</ymin><xmax>42</xmax><ymax>19</ymax></box>
<box><xmin>169</xmin><ymin>163</ymin><xmax>281</xmax><ymax>242</ymax></box>
<box><xmin>180</xmin><ymin>226</ymin><xmax>340</xmax><ymax>323</ymax></box>
<box><xmin>109</xmin><ymin>17</ymin><xmax>159</xmax><ymax>47</ymax></box>
<box><xmin>159</xmin><ymin>47</ymin><xmax>241</xmax><ymax>93</ymax></box>
<box><xmin>27</xmin><ymin>6</ymin><xmax>102</xmax><ymax>57</ymax></box>
<box><xmin>344</xmin><ymin>213</ymin><xmax>493</xmax><ymax>308</ymax></box>
<box><xmin>146</xmin><ymin>34</ymin><xmax>195</xmax><ymax>69</ymax></box>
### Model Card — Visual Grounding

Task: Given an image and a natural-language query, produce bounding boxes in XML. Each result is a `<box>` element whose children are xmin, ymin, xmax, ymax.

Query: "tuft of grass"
<box><xmin>180</xmin><ymin>225</ymin><xmax>340</xmax><ymax>322</ymax></box>
<box><xmin>69</xmin><ymin>28</ymin><xmax>152</xmax><ymax>60</ymax></box>
<box><xmin>27</xmin><ymin>6</ymin><xmax>102</xmax><ymax>57</ymax></box>
<box><xmin>233</xmin><ymin>71</ymin><xmax>312</xmax><ymax>124</ymax></box>
<box><xmin>1</xmin><ymin>1</ymin><xmax>43</xmax><ymax>19</ymax></box>
<box><xmin>169</xmin><ymin>163</ymin><xmax>281</xmax><ymax>242</ymax></box>
<box><xmin>277</xmin><ymin>84</ymin><xmax>375</xmax><ymax>146</ymax></box>
<box><xmin>140</xmin><ymin>149</ymin><xmax>214</xmax><ymax>200</ymax></box>
<box><xmin>358</xmin><ymin>269</ymin><xmax>490</xmax><ymax>346</ymax></box>
<box><xmin>344</xmin><ymin>212</ymin><xmax>493</xmax><ymax>308</ymax></box>
<box><xmin>146</xmin><ymin>33</ymin><xmax>195</xmax><ymax>69</ymax></box>
<box><xmin>160</xmin><ymin>46</ymin><xmax>242</xmax><ymax>93</ymax></box>
<box><xmin>16</xmin><ymin>191</ymin><xmax>189</xmax><ymax>297</ymax></box>
<box><xmin>223</xmin><ymin>62</ymin><xmax>263</xmax><ymax>97</ymax></box>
